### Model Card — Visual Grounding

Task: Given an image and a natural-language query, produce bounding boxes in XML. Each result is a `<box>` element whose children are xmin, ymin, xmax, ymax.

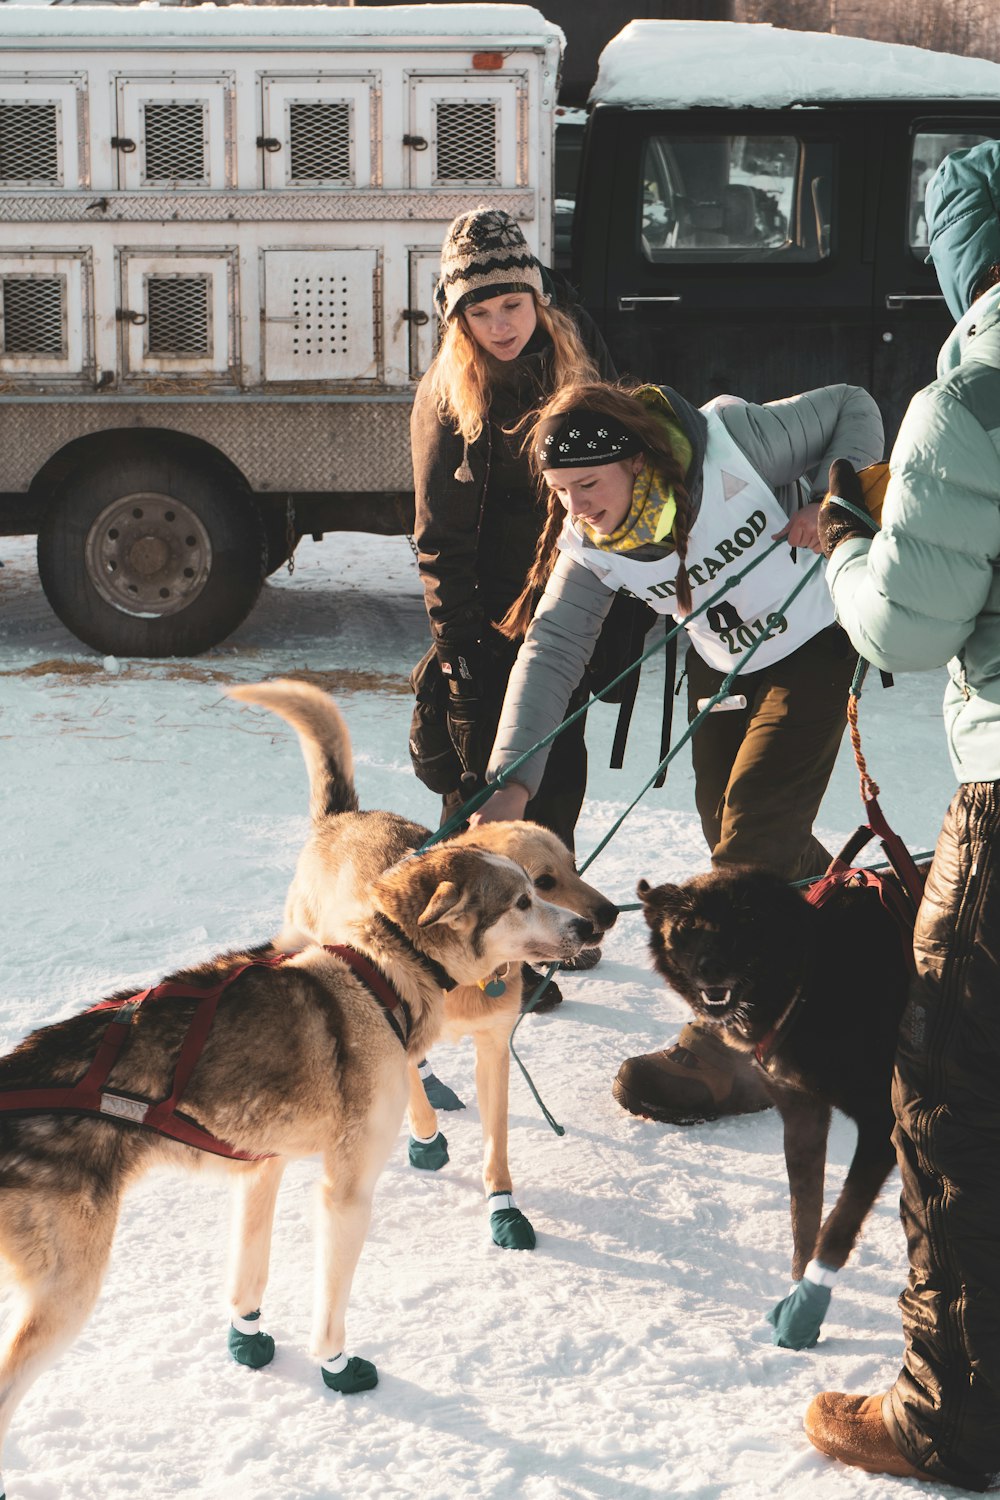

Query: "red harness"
<box><xmin>753</xmin><ymin>802</ymin><xmax>925</xmax><ymax>1068</ymax></box>
<box><xmin>0</xmin><ymin>945</ymin><xmax>412</xmax><ymax>1160</ymax></box>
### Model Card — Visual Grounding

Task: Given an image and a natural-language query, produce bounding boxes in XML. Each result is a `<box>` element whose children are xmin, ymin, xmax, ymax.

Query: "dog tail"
<box><xmin>228</xmin><ymin>679</ymin><xmax>359</xmax><ymax>821</ymax></box>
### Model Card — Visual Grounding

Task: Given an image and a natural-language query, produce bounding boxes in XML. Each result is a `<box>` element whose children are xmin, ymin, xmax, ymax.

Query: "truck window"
<box><xmin>640</xmin><ymin>134</ymin><xmax>832</xmax><ymax>262</ymax></box>
<box><xmin>908</xmin><ymin>130</ymin><xmax>993</xmax><ymax>251</ymax></box>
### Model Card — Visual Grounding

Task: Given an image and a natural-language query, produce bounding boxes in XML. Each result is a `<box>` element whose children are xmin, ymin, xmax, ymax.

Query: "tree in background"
<box><xmin>733</xmin><ymin>0</ymin><xmax>999</xmax><ymax>62</ymax></box>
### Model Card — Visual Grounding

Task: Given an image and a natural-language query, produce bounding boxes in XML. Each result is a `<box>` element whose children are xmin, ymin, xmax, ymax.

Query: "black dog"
<box><xmin>638</xmin><ymin>864</ymin><xmax>912</xmax><ymax>1344</ymax></box>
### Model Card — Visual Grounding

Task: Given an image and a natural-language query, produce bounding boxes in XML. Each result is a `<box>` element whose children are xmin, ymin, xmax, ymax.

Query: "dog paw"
<box><xmin>766</xmin><ymin>1278</ymin><xmax>831</xmax><ymax>1349</ymax></box>
<box><xmin>408</xmin><ymin>1130</ymin><xmax>449</xmax><ymax>1170</ymax></box>
<box><xmin>420</xmin><ymin>1071</ymin><xmax>466</xmax><ymax>1112</ymax></box>
<box><xmin>228</xmin><ymin>1313</ymin><xmax>275</xmax><ymax>1369</ymax></box>
<box><xmin>321</xmin><ymin>1354</ymin><xmax>378</xmax><ymax>1394</ymax></box>
<box><xmin>489</xmin><ymin>1204</ymin><xmax>536</xmax><ymax>1250</ymax></box>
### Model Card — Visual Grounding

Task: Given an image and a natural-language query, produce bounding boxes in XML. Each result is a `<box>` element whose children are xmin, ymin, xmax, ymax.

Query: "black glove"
<box><xmin>817</xmin><ymin>458</ymin><xmax>877</xmax><ymax>559</ymax></box>
<box><xmin>445</xmin><ymin>689</ymin><xmax>483</xmax><ymax>782</ymax></box>
<box><xmin>436</xmin><ymin>641</ymin><xmax>484</xmax><ymax>781</ymax></box>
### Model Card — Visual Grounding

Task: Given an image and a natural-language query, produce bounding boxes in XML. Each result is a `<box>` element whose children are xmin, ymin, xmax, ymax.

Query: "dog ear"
<box><xmin>637</xmin><ymin>879</ymin><xmax>688</xmax><ymax>927</ymax></box>
<box><xmin>416</xmin><ymin>880</ymin><xmax>466</xmax><ymax>928</ymax></box>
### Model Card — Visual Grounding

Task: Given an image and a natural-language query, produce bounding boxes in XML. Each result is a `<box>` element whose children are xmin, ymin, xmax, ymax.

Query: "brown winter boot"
<box><xmin>804</xmin><ymin>1393</ymin><xmax>929</xmax><ymax>1480</ymax></box>
<box><xmin>612</xmin><ymin>1022</ymin><xmax>772</xmax><ymax>1124</ymax></box>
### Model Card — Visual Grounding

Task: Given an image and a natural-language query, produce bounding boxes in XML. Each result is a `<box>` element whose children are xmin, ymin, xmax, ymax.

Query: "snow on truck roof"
<box><xmin>0</xmin><ymin>2</ymin><xmax>562</xmax><ymax>45</ymax></box>
<box><xmin>594</xmin><ymin>20</ymin><xmax>1000</xmax><ymax>109</ymax></box>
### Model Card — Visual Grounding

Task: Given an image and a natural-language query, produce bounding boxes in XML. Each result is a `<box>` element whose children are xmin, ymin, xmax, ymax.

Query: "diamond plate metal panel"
<box><xmin>0</xmin><ymin>190</ymin><xmax>536</xmax><ymax>223</ymax></box>
<box><xmin>1</xmin><ymin>397</ymin><xmax>414</xmax><ymax>492</ymax></box>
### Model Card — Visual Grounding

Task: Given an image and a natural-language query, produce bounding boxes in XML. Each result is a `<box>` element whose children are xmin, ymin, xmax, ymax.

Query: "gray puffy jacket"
<box><xmin>488</xmin><ymin>383</ymin><xmax>883</xmax><ymax>797</ymax></box>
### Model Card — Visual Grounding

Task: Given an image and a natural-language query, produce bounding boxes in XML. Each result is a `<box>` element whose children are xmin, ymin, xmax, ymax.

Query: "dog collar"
<box><xmin>753</xmin><ymin>988</ymin><xmax>805</xmax><ymax>1069</ymax></box>
<box><xmin>369</xmin><ymin>914</ymin><xmax>460</xmax><ymax>992</ymax></box>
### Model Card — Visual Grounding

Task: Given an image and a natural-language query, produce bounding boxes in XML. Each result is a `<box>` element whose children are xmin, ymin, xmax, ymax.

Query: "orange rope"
<box><xmin>848</xmin><ymin>693</ymin><xmax>880</xmax><ymax>802</ymax></box>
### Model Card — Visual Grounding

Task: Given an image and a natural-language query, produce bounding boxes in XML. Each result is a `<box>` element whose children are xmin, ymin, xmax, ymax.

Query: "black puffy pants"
<box><xmin>886</xmin><ymin>782</ymin><xmax>1000</xmax><ymax>1491</ymax></box>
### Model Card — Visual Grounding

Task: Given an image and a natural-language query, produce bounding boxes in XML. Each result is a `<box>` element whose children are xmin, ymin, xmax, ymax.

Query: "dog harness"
<box><xmin>0</xmin><ymin>944</ymin><xmax>413</xmax><ymax>1160</ymax></box>
<box><xmin>753</xmin><ymin>811</ymin><xmax>924</xmax><ymax>1070</ymax></box>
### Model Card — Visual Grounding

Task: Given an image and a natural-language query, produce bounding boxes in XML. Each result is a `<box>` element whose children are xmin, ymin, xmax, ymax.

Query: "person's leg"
<box><xmin>524</xmin><ymin>692</ymin><xmax>588</xmax><ymax>856</ymax></box>
<box><xmin>702</xmin><ymin>626</ymin><xmax>856</xmax><ymax>881</ymax></box>
<box><xmin>615</xmin><ymin>630</ymin><xmax>854</xmax><ymax>1124</ymax></box>
<box><xmin>806</xmin><ymin>784</ymin><xmax>1000</xmax><ymax>1489</ymax></box>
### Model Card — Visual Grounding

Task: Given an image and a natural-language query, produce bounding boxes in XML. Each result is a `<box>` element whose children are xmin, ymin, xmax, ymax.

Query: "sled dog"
<box><xmin>638</xmin><ymin>864</ymin><xmax>910</xmax><ymax>1341</ymax></box>
<box><xmin>0</xmin><ymin>820</ymin><xmax>589</xmax><ymax>1489</ymax></box>
<box><xmin>228</xmin><ymin>678</ymin><xmax>618</xmax><ymax>1244</ymax></box>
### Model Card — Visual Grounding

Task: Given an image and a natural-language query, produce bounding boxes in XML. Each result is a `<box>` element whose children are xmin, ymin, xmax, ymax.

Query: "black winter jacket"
<box><xmin>410</xmin><ymin>278</ymin><xmax>615</xmax><ymax>663</ymax></box>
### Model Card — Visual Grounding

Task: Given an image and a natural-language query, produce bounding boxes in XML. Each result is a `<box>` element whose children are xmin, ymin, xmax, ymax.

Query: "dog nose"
<box><xmin>695</xmin><ymin>956</ymin><xmax>730</xmax><ymax>986</ymax></box>
<box><xmin>594</xmin><ymin>901</ymin><xmax>619</xmax><ymax>932</ymax></box>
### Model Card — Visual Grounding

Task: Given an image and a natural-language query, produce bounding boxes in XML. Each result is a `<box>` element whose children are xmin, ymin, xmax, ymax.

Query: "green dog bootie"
<box><xmin>488</xmin><ymin>1192</ymin><xmax>536</xmax><ymax>1250</ymax></box>
<box><xmin>767</xmin><ymin>1263</ymin><xmax>835</xmax><ymax>1349</ymax></box>
<box><xmin>321</xmin><ymin>1353</ymin><xmax>378</xmax><ymax>1393</ymax></box>
<box><xmin>228</xmin><ymin>1309</ymin><xmax>275</xmax><ymax>1368</ymax></box>
<box><xmin>417</xmin><ymin>1060</ymin><xmax>466</xmax><ymax>1112</ymax></box>
<box><xmin>409</xmin><ymin>1129</ymin><xmax>449</xmax><ymax>1170</ymax></box>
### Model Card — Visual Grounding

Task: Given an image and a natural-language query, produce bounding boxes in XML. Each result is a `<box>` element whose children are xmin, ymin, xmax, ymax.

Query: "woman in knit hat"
<box><xmin>472</xmin><ymin>376</ymin><xmax>884</xmax><ymax>1120</ymax></box>
<box><xmin>409</xmin><ymin>205</ymin><xmax>615</xmax><ymax>1004</ymax></box>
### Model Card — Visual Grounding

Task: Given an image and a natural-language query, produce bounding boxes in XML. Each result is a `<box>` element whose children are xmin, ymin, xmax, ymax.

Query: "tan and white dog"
<box><xmin>0</xmin><ymin>768</ymin><xmax>589</xmax><ymax>1492</ymax></box>
<box><xmin>229</xmin><ymin>678</ymin><xmax>618</xmax><ymax>1248</ymax></box>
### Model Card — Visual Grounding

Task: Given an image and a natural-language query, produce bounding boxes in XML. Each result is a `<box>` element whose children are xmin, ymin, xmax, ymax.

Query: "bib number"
<box><xmin>717</xmin><ymin>611</ymin><xmax>788</xmax><ymax>656</ymax></box>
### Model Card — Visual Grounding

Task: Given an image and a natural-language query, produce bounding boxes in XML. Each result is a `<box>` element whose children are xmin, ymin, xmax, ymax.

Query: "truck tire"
<box><xmin>37</xmin><ymin>451</ymin><xmax>267</xmax><ymax>658</ymax></box>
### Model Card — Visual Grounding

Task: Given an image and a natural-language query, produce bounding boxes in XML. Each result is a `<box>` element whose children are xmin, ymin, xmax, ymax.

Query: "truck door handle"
<box><xmin>618</xmin><ymin>295</ymin><xmax>682</xmax><ymax>311</ymax></box>
<box><xmin>403</xmin><ymin>134</ymin><xmax>428</xmax><ymax>151</ymax></box>
<box><xmin>402</xmin><ymin>309</ymin><xmax>429</xmax><ymax>325</ymax></box>
<box><xmin>116</xmin><ymin>308</ymin><xmax>147</xmax><ymax>326</ymax></box>
<box><xmin>256</xmin><ymin>136</ymin><xmax>282</xmax><ymax>153</ymax></box>
<box><xmin>884</xmin><ymin>293</ymin><xmax>946</xmax><ymax>309</ymax></box>
<box><xmin>111</xmin><ymin>136</ymin><xmax>136</xmax><ymax>153</ymax></box>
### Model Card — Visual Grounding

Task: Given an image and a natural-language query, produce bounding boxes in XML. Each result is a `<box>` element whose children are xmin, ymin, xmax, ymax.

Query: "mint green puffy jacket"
<box><xmin>828</xmin><ymin>288</ymin><xmax>1000</xmax><ymax>783</ymax></box>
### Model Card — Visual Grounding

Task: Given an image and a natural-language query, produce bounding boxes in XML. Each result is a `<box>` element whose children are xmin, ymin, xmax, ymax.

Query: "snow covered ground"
<box><xmin>0</xmin><ymin>531</ymin><xmax>964</xmax><ymax>1500</ymax></box>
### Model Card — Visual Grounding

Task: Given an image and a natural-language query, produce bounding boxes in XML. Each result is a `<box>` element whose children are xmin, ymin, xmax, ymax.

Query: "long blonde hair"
<box><xmin>498</xmin><ymin>382</ymin><xmax>694</xmax><ymax>639</ymax></box>
<box><xmin>427</xmin><ymin>294</ymin><xmax>601</xmax><ymax>445</ymax></box>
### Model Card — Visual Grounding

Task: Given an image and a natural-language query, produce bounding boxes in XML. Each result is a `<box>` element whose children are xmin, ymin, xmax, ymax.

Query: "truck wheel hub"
<box><xmin>85</xmin><ymin>493</ymin><xmax>213</xmax><ymax>617</ymax></box>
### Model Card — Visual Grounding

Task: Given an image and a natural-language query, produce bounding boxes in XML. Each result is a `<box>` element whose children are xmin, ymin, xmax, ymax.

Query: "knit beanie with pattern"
<box><xmin>436</xmin><ymin>206</ymin><xmax>547</xmax><ymax>321</ymax></box>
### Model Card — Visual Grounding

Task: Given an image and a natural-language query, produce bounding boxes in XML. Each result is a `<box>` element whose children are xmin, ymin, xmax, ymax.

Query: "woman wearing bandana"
<box><xmin>474</xmin><ymin>379</ymin><xmax>884</xmax><ymax>1124</ymax></box>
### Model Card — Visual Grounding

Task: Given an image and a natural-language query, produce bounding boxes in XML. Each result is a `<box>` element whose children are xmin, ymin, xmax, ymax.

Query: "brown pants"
<box><xmin>685</xmin><ymin>625</ymin><xmax>857</xmax><ymax>882</ymax></box>
<box><xmin>885</xmin><ymin>782</ymin><xmax>1000</xmax><ymax>1491</ymax></box>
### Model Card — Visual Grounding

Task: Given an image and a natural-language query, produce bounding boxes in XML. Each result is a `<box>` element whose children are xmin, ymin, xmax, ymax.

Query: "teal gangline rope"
<box><xmin>612</xmin><ymin>850</ymin><xmax>935</xmax><ymax>913</ymax></box>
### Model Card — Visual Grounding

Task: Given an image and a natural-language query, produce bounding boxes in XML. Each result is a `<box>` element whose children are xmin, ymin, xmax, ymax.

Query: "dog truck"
<box><xmin>0</xmin><ymin>3</ymin><xmax>562</xmax><ymax>656</ymax></box>
<box><xmin>3</xmin><ymin>7</ymin><xmax>1000</xmax><ymax>657</ymax></box>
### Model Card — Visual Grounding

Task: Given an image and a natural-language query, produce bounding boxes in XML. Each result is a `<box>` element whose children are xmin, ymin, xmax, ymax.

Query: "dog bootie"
<box><xmin>228</xmin><ymin>1309</ymin><xmax>275</xmax><ymax>1369</ymax></box>
<box><xmin>417</xmin><ymin>1059</ymin><xmax>465</xmax><ymax>1112</ymax></box>
<box><xmin>321</xmin><ymin>1353</ymin><xmax>378</xmax><ymax>1394</ymax></box>
<box><xmin>804</xmin><ymin>1392</ymin><xmax>929</xmax><ymax>1480</ymax></box>
<box><xmin>612</xmin><ymin>1022</ymin><xmax>772</xmax><ymax>1124</ymax></box>
<box><xmin>488</xmin><ymin>1192</ymin><xmax>536</xmax><ymax>1250</ymax></box>
<box><xmin>409</xmin><ymin>1129</ymin><xmax>449</xmax><ymax>1170</ymax></box>
<box><xmin>768</xmin><ymin>1261</ymin><xmax>837</xmax><ymax>1349</ymax></box>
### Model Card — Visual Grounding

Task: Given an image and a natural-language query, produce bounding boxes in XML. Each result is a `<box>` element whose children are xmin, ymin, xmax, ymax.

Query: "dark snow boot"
<box><xmin>559</xmin><ymin>944</ymin><xmax>602</xmax><ymax>972</ymax></box>
<box><xmin>612</xmin><ymin>1022</ymin><xmax>773</xmax><ymax>1124</ymax></box>
<box><xmin>521</xmin><ymin>963</ymin><xmax>562</xmax><ymax>1013</ymax></box>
